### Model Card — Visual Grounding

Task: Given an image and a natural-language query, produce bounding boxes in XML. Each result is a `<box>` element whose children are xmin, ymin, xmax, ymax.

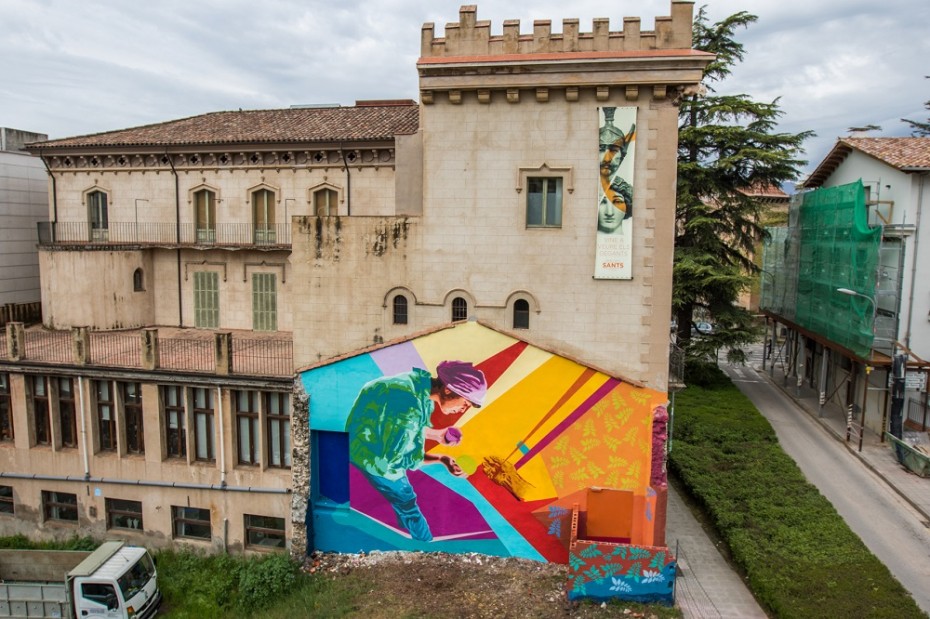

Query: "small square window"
<box><xmin>106</xmin><ymin>498</ymin><xmax>143</xmax><ymax>531</ymax></box>
<box><xmin>43</xmin><ymin>490</ymin><xmax>78</xmax><ymax>522</ymax></box>
<box><xmin>172</xmin><ymin>506</ymin><xmax>211</xmax><ymax>540</ymax></box>
<box><xmin>245</xmin><ymin>514</ymin><xmax>286</xmax><ymax>549</ymax></box>
<box><xmin>526</xmin><ymin>177</ymin><xmax>563</xmax><ymax>228</ymax></box>
<box><xmin>0</xmin><ymin>485</ymin><xmax>13</xmax><ymax>515</ymax></box>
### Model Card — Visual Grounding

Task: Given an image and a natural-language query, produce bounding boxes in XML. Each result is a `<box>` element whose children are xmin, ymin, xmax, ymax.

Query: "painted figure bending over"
<box><xmin>345</xmin><ymin>360</ymin><xmax>487</xmax><ymax>541</ymax></box>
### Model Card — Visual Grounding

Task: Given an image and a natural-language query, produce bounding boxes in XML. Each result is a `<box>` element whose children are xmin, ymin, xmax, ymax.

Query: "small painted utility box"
<box><xmin>565</xmin><ymin>491</ymin><xmax>676</xmax><ymax>604</ymax></box>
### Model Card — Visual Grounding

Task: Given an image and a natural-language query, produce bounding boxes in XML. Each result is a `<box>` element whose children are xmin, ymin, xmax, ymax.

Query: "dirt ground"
<box><xmin>305</xmin><ymin>550</ymin><xmax>679</xmax><ymax>619</ymax></box>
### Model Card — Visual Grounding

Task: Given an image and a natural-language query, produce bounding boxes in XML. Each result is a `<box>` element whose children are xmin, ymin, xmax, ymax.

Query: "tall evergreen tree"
<box><xmin>901</xmin><ymin>76</ymin><xmax>930</xmax><ymax>136</ymax></box>
<box><xmin>674</xmin><ymin>8</ymin><xmax>813</xmax><ymax>361</ymax></box>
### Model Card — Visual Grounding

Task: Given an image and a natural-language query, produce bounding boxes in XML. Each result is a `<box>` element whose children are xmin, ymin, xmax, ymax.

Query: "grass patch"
<box><xmin>669</xmin><ymin>361</ymin><xmax>927</xmax><ymax>619</ymax></box>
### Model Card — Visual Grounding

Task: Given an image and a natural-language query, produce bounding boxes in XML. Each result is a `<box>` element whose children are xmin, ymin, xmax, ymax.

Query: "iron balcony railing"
<box><xmin>37</xmin><ymin>222</ymin><xmax>292</xmax><ymax>248</ymax></box>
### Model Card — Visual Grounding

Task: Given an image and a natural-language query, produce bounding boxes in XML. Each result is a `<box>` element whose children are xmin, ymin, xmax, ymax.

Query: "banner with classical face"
<box><xmin>595</xmin><ymin>107</ymin><xmax>636</xmax><ymax>280</ymax></box>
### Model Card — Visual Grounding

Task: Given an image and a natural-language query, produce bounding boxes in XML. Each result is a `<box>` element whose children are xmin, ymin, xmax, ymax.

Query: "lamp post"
<box><xmin>835</xmin><ymin>287</ymin><xmax>877</xmax><ymax>328</ymax></box>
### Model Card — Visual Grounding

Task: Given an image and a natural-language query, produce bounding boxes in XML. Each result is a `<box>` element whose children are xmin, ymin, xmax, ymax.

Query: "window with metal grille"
<box><xmin>526</xmin><ymin>177</ymin><xmax>563</xmax><ymax>227</ymax></box>
<box><xmin>106</xmin><ymin>498</ymin><xmax>143</xmax><ymax>530</ymax></box>
<box><xmin>42</xmin><ymin>490</ymin><xmax>78</xmax><ymax>522</ymax></box>
<box><xmin>0</xmin><ymin>374</ymin><xmax>11</xmax><ymax>442</ymax></box>
<box><xmin>58</xmin><ymin>377</ymin><xmax>77</xmax><ymax>448</ymax></box>
<box><xmin>193</xmin><ymin>387</ymin><xmax>215</xmax><ymax>461</ymax></box>
<box><xmin>313</xmin><ymin>188</ymin><xmax>338</xmax><ymax>216</ymax></box>
<box><xmin>87</xmin><ymin>190</ymin><xmax>108</xmax><ymax>240</ymax></box>
<box><xmin>513</xmin><ymin>299</ymin><xmax>530</xmax><ymax>329</ymax></box>
<box><xmin>235</xmin><ymin>390</ymin><xmax>260</xmax><ymax>466</ymax></box>
<box><xmin>252</xmin><ymin>188</ymin><xmax>276</xmax><ymax>243</ymax></box>
<box><xmin>121</xmin><ymin>382</ymin><xmax>144</xmax><ymax>454</ymax></box>
<box><xmin>31</xmin><ymin>376</ymin><xmax>51</xmax><ymax>445</ymax></box>
<box><xmin>193</xmin><ymin>271</ymin><xmax>219</xmax><ymax>328</ymax></box>
<box><xmin>96</xmin><ymin>380</ymin><xmax>115</xmax><ymax>451</ymax></box>
<box><xmin>244</xmin><ymin>513</ymin><xmax>285</xmax><ymax>548</ymax></box>
<box><xmin>172</xmin><ymin>506</ymin><xmax>211</xmax><ymax>540</ymax></box>
<box><xmin>452</xmin><ymin>297</ymin><xmax>468</xmax><ymax>322</ymax></box>
<box><xmin>393</xmin><ymin>295</ymin><xmax>408</xmax><ymax>325</ymax></box>
<box><xmin>0</xmin><ymin>485</ymin><xmax>13</xmax><ymax>515</ymax></box>
<box><xmin>266</xmin><ymin>392</ymin><xmax>291</xmax><ymax>468</ymax></box>
<box><xmin>162</xmin><ymin>385</ymin><xmax>186</xmax><ymax>459</ymax></box>
<box><xmin>194</xmin><ymin>189</ymin><xmax>216</xmax><ymax>242</ymax></box>
<box><xmin>252</xmin><ymin>273</ymin><xmax>277</xmax><ymax>331</ymax></box>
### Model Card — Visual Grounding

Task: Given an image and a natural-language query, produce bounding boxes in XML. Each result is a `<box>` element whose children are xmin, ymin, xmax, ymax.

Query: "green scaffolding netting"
<box><xmin>761</xmin><ymin>181</ymin><xmax>881</xmax><ymax>358</ymax></box>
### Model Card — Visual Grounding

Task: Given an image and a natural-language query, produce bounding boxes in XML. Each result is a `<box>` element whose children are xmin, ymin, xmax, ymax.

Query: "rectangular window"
<box><xmin>235</xmin><ymin>391</ymin><xmax>260</xmax><ymax>466</ymax></box>
<box><xmin>96</xmin><ymin>380</ymin><xmax>116</xmax><ymax>451</ymax></box>
<box><xmin>0</xmin><ymin>373</ymin><xmax>12</xmax><ymax>442</ymax></box>
<box><xmin>252</xmin><ymin>273</ymin><xmax>278</xmax><ymax>331</ymax></box>
<box><xmin>526</xmin><ymin>177</ymin><xmax>563</xmax><ymax>228</ymax></box>
<box><xmin>121</xmin><ymin>382</ymin><xmax>144</xmax><ymax>454</ymax></box>
<box><xmin>194</xmin><ymin>189</ymin><xmax>217</xmax><ymax>243</ymax></box>
<box><xmin>58</xmin><ymin>377</ymin><xmax>78</xmax><ymax>448</ymax></box>
<box><xmin>162</xmin><ymin>385</ymin><xmax>186</xmax><ymax>459</ymax></box>
<box><xmin>193</xmin><ymin>271</ymin><xmax>219</xmax><ymax>328</ymax></box>
<box><xmin>42</xmin><ymin>490</ymin><xmax>78</xmax><ymax>522</ymax></box>
<box><xmin>193</xmin><ymin>387</ymin><xmax>215</xmax><ymax>461</ymax></box>
<box><xmin>0</xmin><ymin>485</ymin><xmax>13</xmax><ymax>515</ymax></box>
<box><xmin>252</xmin><ymin>189</ymin><xmax>276</xmax><ymax>243</ymax></box>
<box><xmin>172</xmin><ymin>506</ymin><xmax>211</xmax><ymax>540</ymax></box>
<box><xmin>244</xmin><ymin>514</ymin><xmax>285</xmax><ymax>549</ymax></box>
<box><xmin>106</xmin><ymin>498</ymin><xmax>143</xmax><ymax>530</ymax></box>
<box><xmin>32</xmin><ymin>376</ymin><xmax>51</xmax><ymax>445</ymax></box>
<box><xmin>267</xmin><ymin>393</ymin><xmax>291</xmax><ymax>468</ymax></box>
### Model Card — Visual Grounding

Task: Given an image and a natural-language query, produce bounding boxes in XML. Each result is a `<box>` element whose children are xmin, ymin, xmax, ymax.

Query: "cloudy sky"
<box><xmin>2</xmin><ymin>0</ymin><xmax>928</xmax><ymax>176</ymax></box>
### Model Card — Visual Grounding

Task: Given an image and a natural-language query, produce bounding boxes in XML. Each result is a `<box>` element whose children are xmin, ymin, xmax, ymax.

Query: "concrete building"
<box><xmin>761</xmin><ymin>137</ymin><xmax>930</xmax><ymax>452</ymax></box>
<box><xmin>2</xmin><ymin>2</ymin><xmax>708</xmax><ymax>566</ymax></box>
<box><xmin>0</xmin><ymin>127</ymin><xmax>48</xmax><ymax>321</ymax></box>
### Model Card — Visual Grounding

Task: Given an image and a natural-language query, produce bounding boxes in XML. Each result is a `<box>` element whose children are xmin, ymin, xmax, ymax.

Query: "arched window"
<box><xmin>87</xmin><ymin>190</ymin><xmax>108</xmax><ymax>241</ymax></box>
<box><xmin>194</xmin><ymin>189</ymin><xmax>216</xmax><ymax>243</ymax></box>
<box><xmin>513</xmin><ymin>299</ymin><xmax>530</xmax><ymax>329</ymax></box>
<box><xmin>392</xmin><ymin>295</ymin><xmax>408</xmax><ymax>325</ymax></box>
<box><xmin>133</xmin><ymin>269</ymin><xmax>144</xmax><ymax>292</ymax></box>
<box><xmin>451</xmin><ymin>297</ymin><xmax>468</xmax><ymax>322</ymax></box>
<box><xmin>313</xmin><ymin>188</ymin><xmax>338</xmax><ymax>216</ymax></box>
<box><xmin>252</xmin><ymin>188</ymin><xmax>276</xmax><ymax>243</ymax></box>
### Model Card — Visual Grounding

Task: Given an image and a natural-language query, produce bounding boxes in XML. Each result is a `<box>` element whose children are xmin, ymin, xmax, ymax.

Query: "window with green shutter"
<box><xmin>252</xmin><ymin>273</ymin><xmax>277</xmax><ymax>331</ymax></box>
<box><xmin>193</xmin><ymin>272</ymin><xmax>219</xmax><ymax>328</ymax></box>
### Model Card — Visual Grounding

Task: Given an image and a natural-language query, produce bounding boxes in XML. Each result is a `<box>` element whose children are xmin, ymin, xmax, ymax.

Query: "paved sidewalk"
<box><xmin>757</xmin><ymin>360</ymin><xmax>930</xmax><ymax>524</ymax></box>
<box><xmin>667</xmin><ymin>485</ymin><xmax>768</xmax><ymax>619</ymax></box>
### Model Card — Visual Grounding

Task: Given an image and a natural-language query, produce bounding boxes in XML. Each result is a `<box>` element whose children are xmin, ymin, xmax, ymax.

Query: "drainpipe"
<box><xmin>78</xmin><ymin>376</ymin><xmax>90</xmax><ymax>479</ymax></box>
<box><xmin>38</xmin><ymin>151</ymin><xmax>58</xmax><ymax>241</ymax></box>
<box><xmin>217</xmin><ymin>386</ymin><xmax>227</xmax><ymax>488</ymax></box>
<box><xmin>904</xmin><ymin>171</ymin><xmax>926</xmax><ymax>350</ymax></box>
<box><xmin>166</xmin><ymin>151</ymin><xmax>183</xmax><ymax>326</ymax></box>
<box><xmin>339</xmin><ymin>142</ymin><xmax>351</xmax><ymax>215</ymax></box>
<box><xmin>0</xmin><ymin>472</ymin><xmax>289</xmax><ymax>494</ymax></box>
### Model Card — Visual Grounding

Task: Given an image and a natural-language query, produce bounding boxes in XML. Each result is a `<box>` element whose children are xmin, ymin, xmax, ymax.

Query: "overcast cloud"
<box><xmin>2</xmin><ymin>0</ymin><xmax>928</xmax><ymax>176</ymax></box>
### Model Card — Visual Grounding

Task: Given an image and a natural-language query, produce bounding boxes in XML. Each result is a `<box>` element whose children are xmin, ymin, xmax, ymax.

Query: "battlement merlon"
<box><xmin>420</xmin><ymin>2</ymin><xmax>696</xmax><ymax>58</ymax></box>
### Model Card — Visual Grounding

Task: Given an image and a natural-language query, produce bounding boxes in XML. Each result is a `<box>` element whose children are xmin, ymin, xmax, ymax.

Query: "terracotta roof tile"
<box><xmin>29</xmin><ymin>105</ymin><xmax>419</xmax><ymax>149</ymax></box>
<box><xmin>841</xmin><ymin>137</ymin><xmax>930</xmax><ymax>169</ymax></box>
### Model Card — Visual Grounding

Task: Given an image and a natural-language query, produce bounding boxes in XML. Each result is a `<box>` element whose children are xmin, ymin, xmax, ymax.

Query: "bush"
<box><xmin>0</xmin><ymin>534</ymin><xmax>98</xmax><ymax>551</ymax></box>
<box><xmin>669</xmin><ymin>377</ymin><xmax>926</xmax><ymax>618</ymax></box>
<box><xmin>236</xmin><ymin>552</ymin><xmax>299</xmax><ymax>613</ymax></box>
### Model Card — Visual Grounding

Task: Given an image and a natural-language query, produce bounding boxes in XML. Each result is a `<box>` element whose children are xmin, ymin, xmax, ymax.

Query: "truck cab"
<box><xmin>69</xmin><ymin>542</ymin><xmax>160</xmax><ymax>619</ymax></box>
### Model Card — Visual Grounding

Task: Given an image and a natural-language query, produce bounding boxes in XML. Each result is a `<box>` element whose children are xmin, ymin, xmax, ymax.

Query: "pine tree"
<box><xmin>901</xmin><ymin>77</ymin><xmax>930</xmax><ymax>136</ymax></box>
<box><xmin>674</xmin><ymin>9</ymin><xmax>813</xmax><ymax>361</ymax></box>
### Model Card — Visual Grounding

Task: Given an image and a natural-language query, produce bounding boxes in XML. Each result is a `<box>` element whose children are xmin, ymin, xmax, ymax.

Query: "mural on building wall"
<box><xmin>595</xmin><ymin>106</ymin><xmax>637</xmax><ymax>280</ymax></box>
<box><xmin>301</xmin><ymin>322</ymin><xmax>670</xmax><ymax>574</ymax></box>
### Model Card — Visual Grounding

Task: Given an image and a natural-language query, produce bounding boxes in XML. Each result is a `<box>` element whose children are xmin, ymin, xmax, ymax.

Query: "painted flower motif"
<box><xmin>609</xmin><ymin>577</ymin><xmax>632</xmax><ymax>593</ymax></box>
<box><xmin>642</xmin><ymin>569</ymin><xmax>665</xmax><ymax>584</ymax></box>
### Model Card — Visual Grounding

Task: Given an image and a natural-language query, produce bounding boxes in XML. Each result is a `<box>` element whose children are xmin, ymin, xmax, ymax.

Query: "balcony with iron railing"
<box><xmin>37</xmin><ymin>222</ymin><xmax>292</xmax><ymax>249</ymax></box>
<box><xmin>1</xmin><ymin>323</ymin><xmax>294</xmax><ymax>379</ymax></box>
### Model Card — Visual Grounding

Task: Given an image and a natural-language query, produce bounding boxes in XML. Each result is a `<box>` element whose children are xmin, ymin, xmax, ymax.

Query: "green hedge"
<box><xmin>669</xmin><ymin>362</ymin><xmax>926</xmax><ymax>619</ymax></box>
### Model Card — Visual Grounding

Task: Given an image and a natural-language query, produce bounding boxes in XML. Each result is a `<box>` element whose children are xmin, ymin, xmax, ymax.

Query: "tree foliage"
<box><xmin>901</xmin><ymin>76</ymin><xmax>930</xmax><ymax>136</ymax></box>
<box><xmin>674</xmin><ymin>8</ymin><xmax>813</xmax><ymax>360</ymax></box>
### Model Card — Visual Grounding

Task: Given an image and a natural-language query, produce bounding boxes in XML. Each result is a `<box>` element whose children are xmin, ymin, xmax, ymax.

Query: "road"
<box><xmin>719</xmin><ymin>360</ymin><xmax>930</xmax><ymax>614</ymax></box>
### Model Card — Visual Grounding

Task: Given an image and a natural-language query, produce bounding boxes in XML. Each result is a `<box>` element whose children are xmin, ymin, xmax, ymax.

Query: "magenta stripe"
<box><xmin>515</xmin><ymin>378</ymin><xmax>620</xmax><ymax>468</ymax></box>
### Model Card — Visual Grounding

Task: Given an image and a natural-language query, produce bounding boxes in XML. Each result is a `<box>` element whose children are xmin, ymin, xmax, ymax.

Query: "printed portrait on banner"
<box><xmin>595</xmin><ymin>107</ymin><xmax>636</xmax><ymax>280</ymax></box>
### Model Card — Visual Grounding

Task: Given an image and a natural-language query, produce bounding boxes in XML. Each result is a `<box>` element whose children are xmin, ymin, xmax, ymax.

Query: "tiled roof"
<box><xmin>28</xmin><ymin>103</ymin><xmax>419</xmax><ymax>149</ymax></box>
<box><xmin>738</xmin><ymin>182</ymin><xmax>789</xmax><ymax>200</ymax></box>
<box><xmin>803</xmin><ymin>137</ymin><xmax>930</xmax><ymax>188</ymax></box>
